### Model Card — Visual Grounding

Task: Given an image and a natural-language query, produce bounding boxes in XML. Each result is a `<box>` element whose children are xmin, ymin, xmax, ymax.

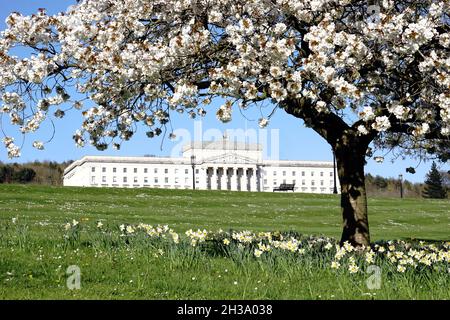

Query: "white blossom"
<box><xmin>0</xmin><ymin>0</ymin><xmax>446</xmax><ymax>160</ymax></box>
<box><xmin>372</xmin><ymin>116</ymin><xmax>391</xmax><ymax>132</ymax></box>
<box><xmin>258</xmin><ymin>118</ymin><xmax>269</xmax><ymax>128</ymax></box>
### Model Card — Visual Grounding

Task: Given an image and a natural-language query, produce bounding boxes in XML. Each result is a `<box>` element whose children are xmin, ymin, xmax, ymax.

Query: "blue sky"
<box><xmin>0</xmin><ymin>0</ymin><xmax>448</xmax><ymax>183</ymax></box>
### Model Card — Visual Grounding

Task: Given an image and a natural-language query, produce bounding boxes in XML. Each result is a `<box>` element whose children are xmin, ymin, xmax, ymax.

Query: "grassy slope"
<box><xmin>0</xmin><ymin>184</ymin><xmax>449</xmax><ymax>241</ymax></box>
<box><xmin>0</xmin><ymin>184</ymin><xmax>449</xmax><ymax>300</ymax></box>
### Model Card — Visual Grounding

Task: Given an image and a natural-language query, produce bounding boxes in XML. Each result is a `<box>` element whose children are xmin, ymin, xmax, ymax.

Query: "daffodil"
<box><xmin>348</xmin><ymin>263</ymin><xmax>359</xmax><ymax>274</ymax></box>
<box><xmin>254</xmin><ymin>249</ymin><xmax>263</xmax><ymax>258</ymax></box>
<box><xmin>343</xmin><ymin>241</ymin><xmax>354</xmax><ymax>253</ymax></box>
<box><xmin>397</xmin><ymin>265</ymin><xmax>406</xmax><ymax>273</ymax></box>
<box><xmin>365</xmin><ymin>251</ymin><xmax>375</xmax><ymax>264</ymax></box>
<box><xmin>331</xmin><ymin>261</ymin><xmax>341</xmax><ymax>269</ymax></box>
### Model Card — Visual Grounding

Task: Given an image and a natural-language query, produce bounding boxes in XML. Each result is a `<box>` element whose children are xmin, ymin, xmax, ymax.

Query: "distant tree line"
<box><xmin>0</xmin><ymin>165</ymin><xmax>36</xmax><ymax>183</ymax></box>
<box><xmin>365</xmin><ymin>174</ymin><xmax>424</xmax><ymax>198</ymax></box>
<box><xmin>365</xmin><ymin>164</ymin><xmax>449</xmax><ymax>199</ymax></box>
<box><xmin>0</xmin><ymin>161</ymin><xmax>73</xmax><ymax>185</ymax></box>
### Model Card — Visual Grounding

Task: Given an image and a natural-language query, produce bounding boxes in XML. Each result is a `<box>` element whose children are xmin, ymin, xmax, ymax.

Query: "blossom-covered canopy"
<box><xmin>0</xmin><ymin>0</ymin><xmax>448</xmax><ymax>159</ymax></box>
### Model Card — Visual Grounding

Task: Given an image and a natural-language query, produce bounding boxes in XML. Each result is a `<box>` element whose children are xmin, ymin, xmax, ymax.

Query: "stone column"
<box><xmin>220</xmin><ymin>167</ymin><xmax>227</xmax><ymax>191</ymax></box>
<box><xmin>250</xmin><ymin>168</ymin><xmax>257</xmax><ymax>192</ymax></box>
<box><xmin>211</xmin><ymin>167</ymin><xmax>218</xmax><ymax>190</ymax></box>
<box><xmin>225</xmin><ymin>168</ymin><xmax>230</xmax><ymax>191</ymax></box>
<box><xmin>197</xmin><ymin>167</ymin><xmax>207</xmax><ymax>190</ymax></box>
<box><xmin>231</xmin><ymin>167</ymin><xmax>239</xmax><ymax>191</ymax></box>
<box><xmin>244</xmin><ymin>168</ymin><xmax>250</xmax><ymax>191</ymax></box>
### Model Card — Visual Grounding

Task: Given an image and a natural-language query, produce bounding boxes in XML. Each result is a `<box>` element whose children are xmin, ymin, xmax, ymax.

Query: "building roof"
<box><xmin>63</xmin><ymin>155</ymin><xmax>188</xmax><ymax>175</ymax></box>
<box><xmin>182</xmin><ymin>140</ymin><xmax>262</xmax><ymax>152</ymax></box>
<box><xmin>263</xmin><ymin>159</ymin><xmax>334</xmax><ymax>168</ymax></box>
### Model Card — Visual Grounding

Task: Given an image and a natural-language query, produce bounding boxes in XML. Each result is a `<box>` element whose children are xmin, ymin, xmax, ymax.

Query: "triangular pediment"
<box><xmin>202</xmin><ymin>153</ymin><xmax>258</xmax><ymax>164</ymax></box>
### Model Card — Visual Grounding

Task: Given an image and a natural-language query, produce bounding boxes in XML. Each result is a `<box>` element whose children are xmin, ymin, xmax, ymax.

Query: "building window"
<box><xmin>264</xmin><ymin>179</ymin><xmax>268</xmax><ymax>185</ymax></box>
<box><xmin>185</xmin><ymin>169</ymin><xmax>189</xmax><ymax>174</ymax></box>
<box><xmin>91</xmin><ymin>167</ymin><xmax>95</xmax><ymax>173</ymax></box>
<box><xmin>292</xmin><ymin>180</ymin><xmax>296</xmax><ymax>184</ymax></box>
<box><xmin>91</xmin><ymin>176</ymin><xmax>95</xmax><ymax>183</ymax></box>
<box><xmin>320</xmin><ymin>172</ymin><xmax>324</xmax><ymax>177</ymax></box>
<box><xmin>302</xmin><ymin>171</ymin><xmax>305</xmax><ymax>176</ymax></box>
<box><xmin>134</xmin><ymin>168</ymin><xmax>137</xmax><ymax>173</ymax></box>
<box><xmin>330</xmin><ymin>172</ymin><xmax>333</xmax><ymax>177</ymax></box>
<box><xmin>175</xmin><ymin>169</ymin><xmax>178</xmax><ymax>174</ymax></box>
<box><xmin>283</xmin><ymin>171</ymin><xmax>286</xmax><ymax>176</ymax></box>
<box><xmin>134</xmin><ymin>177</ymin><xmax>138</xmax><ymax>183</ymax></box>
<box><xmin>144</xmin><ymin>168</ymin><xmax>148</xmax><ymax>174</ymax></box>
<box><xmin>273</xmin><ymin>171</ymin><xmax>277</xmax><ymax>176</ymax></box>
<box><xmin>312</xmin><ymin>180</ymin><xmax>315</xmax><ymax>186</ymax></box>
<box><xmin>302</xmin><ymin>180</ymin><xmax>306</xmax><ymax>186</ymax></box>
<box><xmin>273</xmin><ymin>180</ymin><xmax>277</xmax><ymax>186</ymax></box>
<box><xmin>154</xmin><ymin>168</ymin><xmax>158</xmax><ymax>174</ymax></box>
<box><xmin>102</xmin><ymin>167</ymin><xmax>106</xmax><ymax>173</ymax></box>
<box><xmin>330</xmin><ymin>180</ymin><xmax>334</xmax><ymax>186</ymax></box>
<box><xmin>292</xmin><ymin>171</ymin><xmax>296</xmax><ymax>176</ymax></box>
<box><xmin>175</xmin><ymin>177</ymin><xmax>179</xmax><ymax>184</ymax></box>
<box><xmin>320</xmin><ymin>180</ymin><xmax>324</xmax><ymax>186</ymax></box>
<box><xmin>113</xmin><ymin>167</ymin><xmax>116</xmax><ymax>173</ymax></box>
<box><xmin>164</xmin><ymin>168</ymin><xmax>169</xmax><ymax>174</ymax></box>
<box><xmin>102</xmin><ymin>176</ymin><xmax>106</xmax><ymax>183</ymax></box>
<box><xmin>154</xmin><ymin>177</ymin><xmax>158</xmax><ymax>184</ymax></box>
<box><xmin>123</xmin><ymin>168</ymin><xmax>127</xmax><ymax>173</ymax></box>
<box><xmin>196</xmin><ymin>169</ymin><xmax>199</xmax><ymax>174</ymax></box>
<box><xmin>123</xmin><ymin>177</ymin><xmax>127</xmax><ymax>183</ymax></box>
<box><xmin>283</xmin><ymin>179</ymin><xmax>286</xmax><ymax>183</ymax></box>
<box><xmin>311</xmin><ymin>171</ymin><xmax>314</xmax><ymax>177</ymax></box>
<box><xmin>165</xmin><ymin>177</ymin><xmax>169</xmax><ymax>183</ymax></box>
<box><xmin>144</xmin><ymin>177</ymin><xmax>148</xmax><ymax>184</ymax></box>
<box><xmin>113</xmin><ymin>176</ymin><xmax>117</xmax><ymax>183</ymax></box>
<box><xmin>185</xmin><ymin>177</ymin><xmax>189</xmax><ymax>184</ymax></box>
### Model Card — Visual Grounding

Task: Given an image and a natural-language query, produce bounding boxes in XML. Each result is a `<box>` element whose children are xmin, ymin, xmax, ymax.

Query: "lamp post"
<box><xmin>399</xmin><ymin>174</ymin><xmax>403</xmax><ymax>199</ymax></box>
<box><xmin>191</xmin><ymin>155</ymin><xmax>196</xmax><ymax>190</ymax></box>
<box><xmin>332</xmin><ymin>149</ymin><xmax>338</xmax><ymax>194</ymax></box>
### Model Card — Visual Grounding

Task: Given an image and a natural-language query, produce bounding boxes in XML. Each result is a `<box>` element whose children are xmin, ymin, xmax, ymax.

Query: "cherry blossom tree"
<box><xmin>0</xmin><ymin>0</ymin><xmax>449</xmax><ymax>246</ymax></box>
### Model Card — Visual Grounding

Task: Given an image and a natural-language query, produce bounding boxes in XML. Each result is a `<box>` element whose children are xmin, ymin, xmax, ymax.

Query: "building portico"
<box><xmin>204</xmin><ymin>165</ymin><xmax>258</xmax><ymax>192</ymax></box>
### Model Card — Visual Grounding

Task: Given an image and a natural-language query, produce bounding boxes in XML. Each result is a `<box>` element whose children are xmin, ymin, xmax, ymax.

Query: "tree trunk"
<box><xmin>280</xmin><ymin>98</ymin><xmax>373</xmax><ymax>247</ymax></box>
<box><xmin>335</xmin><ymin>144</ymin><xmax>370</xmax><ymax>247</ymax></box>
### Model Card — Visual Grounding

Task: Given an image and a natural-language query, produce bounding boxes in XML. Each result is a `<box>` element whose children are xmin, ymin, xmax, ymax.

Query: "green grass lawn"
<box><xmin>0</xmin><ymin>184</ymin><xmax>449</xmax><ymax>300</ymax></box>
<box><xmin>0</xmin><ymin>184</ymin><xmax>449</xmax><ymax>241</ymax></box>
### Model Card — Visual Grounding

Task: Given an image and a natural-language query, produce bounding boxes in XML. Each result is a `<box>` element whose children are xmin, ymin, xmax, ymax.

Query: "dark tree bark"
<box><xmin>334</xmin><ymin>137</ymin><xmax>371</xmax><ymax>247</ymax></box>
<box><xmin>282</xmin><ymin>98</ymin><xmax>373</xmax><ymax>247</ymax></box>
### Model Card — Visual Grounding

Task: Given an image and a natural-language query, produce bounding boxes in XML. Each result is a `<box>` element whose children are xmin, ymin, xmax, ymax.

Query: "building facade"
<box><xmin>63</xmin><ymin>139</ymin><xmax>340</xmax><ymax>193</ymax></box>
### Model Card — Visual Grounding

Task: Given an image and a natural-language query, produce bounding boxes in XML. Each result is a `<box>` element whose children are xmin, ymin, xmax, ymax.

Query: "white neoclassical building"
<box><xmin>63</xmin><ymin>139</ymin><xmax>340</xmax><ymax>193</ymax></box>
